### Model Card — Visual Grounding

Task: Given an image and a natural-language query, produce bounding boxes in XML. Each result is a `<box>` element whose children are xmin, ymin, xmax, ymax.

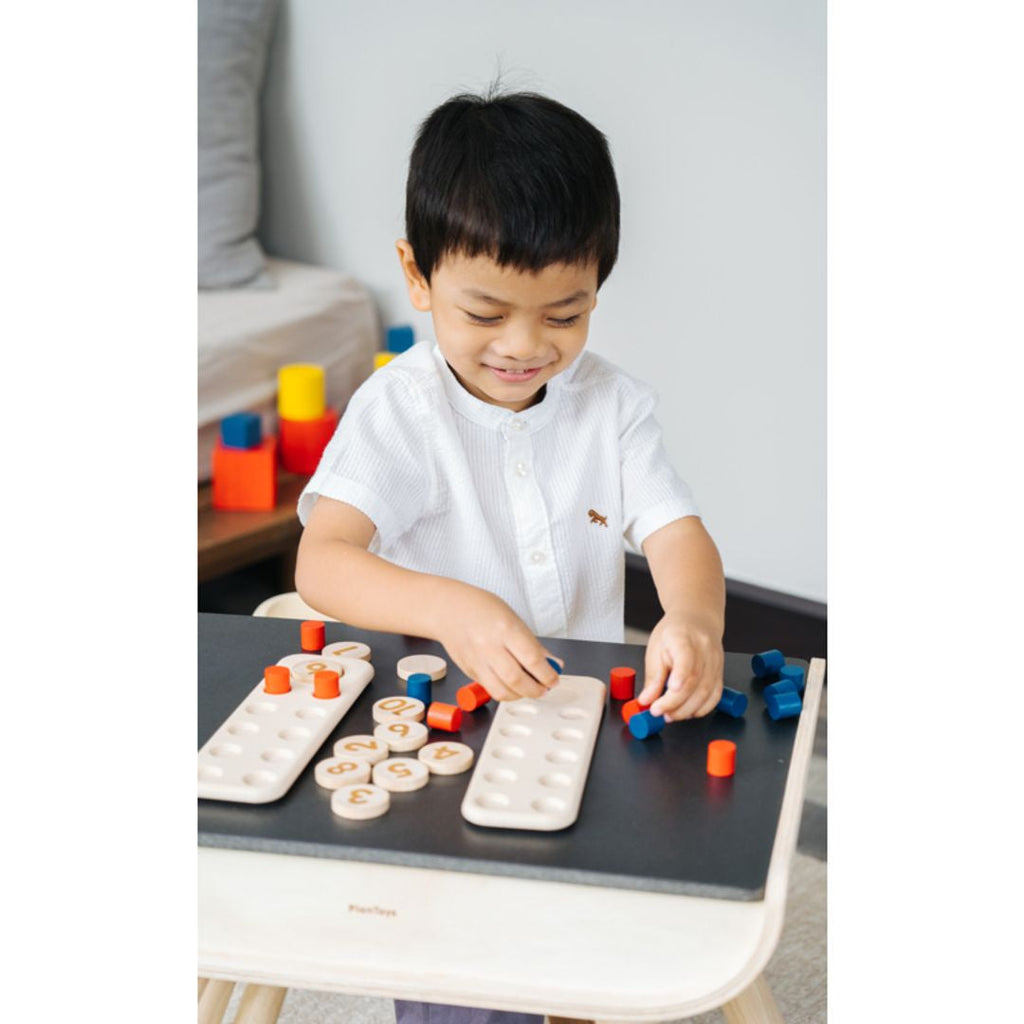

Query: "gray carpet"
<box><xmin>219</xmin><ymin>643</ymin><xmax>827</xmax><ymax>1023</ymax></box>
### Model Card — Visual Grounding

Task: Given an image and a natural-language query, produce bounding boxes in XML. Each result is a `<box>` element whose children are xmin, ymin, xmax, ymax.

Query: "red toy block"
<box><xmin>313</xmin><ymin>669</ymin><xmax>340</xmax><ymax>700</ymax></box>
<box><xmin>707</xmin><ymin>740</ymin><xmax>736</xmax><ymax>777</ymax></box>
<box><xmin>279</xmin><ymin>408</ymin><xmax>339</xmax><ymax>475</ymax></box>
<box><xmin>456</xmin><ymin>682</ymin><xmax>491</xmax><ymax>712</ymax></box>
<box><xmin>426</xmin><ymin>702</ymin><xmax>463</xmax><ymax>732</ymax></box>
<box><xmin>211</xmin><ymin>437</ymin><xmax>278</xmax><ymax>511</ymax></box>
<box><xmin>609</xmin><ymin>666</ymin><xmax>636</xmax><ymax>701</ymax></box>
<box><xmin>263</xmin><ymin>666</ymin><xmax>291</xmax><ymax>695</ymax></box>
<box><xmin>620</xmin><ymin>698</ymin><xmax>651</xmax><ymax>724</ymax></box>
<box><xmin>301</xmin><ymin>620</ymin><xmax>325</xmax><ymax>652</ymax></box>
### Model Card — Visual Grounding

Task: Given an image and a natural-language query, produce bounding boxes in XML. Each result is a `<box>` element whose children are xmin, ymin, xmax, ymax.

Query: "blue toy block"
<box><xmin>763</xmin><ymin>679</ymin><xmax>801</xmax><ymax>702</ymax></box>
<box><xmin>628</xmin><ymin>709</ymin><xmax>666</xmax><ymax>740</ymax></box>
<box><xmin>777</xmin><ymin>664</ymin><xmax>806</xmax><ymax>692</ymax></box>
<box><xmin>386</xmin><ymin>325</ymin><xmax>415</xmax><ymax>353</ymax></box>
<box><xmin>751</xmin><ymin>649</ymin><xmax>786</xmax><ymax>679</ymax></box>
<box><xmin>716</xmin><ymin>687</ymin><xmax>748</xmax><ymax>718</ymax></box>
<box><xmin>406</xmin><ymin>672</ymin><xmax>432</xmax><ymax>706</ymax></box>
<box><xmin>765</xmin><ymin>688</ymin><xmax>802</xmax><ymax>721</ymax></box>
<box><xmin>220</xmin><ymin>412</ymin><xmax>262</xmax><ymax>450</ymax></box>
<box><xmin>546</xmin><ymin>657</ymin><xmax>563</xmax><ymax>674</ymax></box>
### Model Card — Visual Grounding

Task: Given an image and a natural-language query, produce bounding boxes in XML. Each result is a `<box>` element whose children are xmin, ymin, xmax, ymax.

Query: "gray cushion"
<box><xmin>198</xmin><ymin>0</ymin><xmax>279</xmax><ymax>289</ymax></box>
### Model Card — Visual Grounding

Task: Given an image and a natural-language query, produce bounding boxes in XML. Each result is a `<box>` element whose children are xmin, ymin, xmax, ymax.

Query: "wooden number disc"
<box><xmin>331</xmin><ymin>783</ymin><xmax>390</xmax><ymax>820</ymax></box>
<box><xmin>332</xmin><ymin>735</ymin><xmax>389</xmax><ymax>764</ymax></box>
<box><xmin>374</xmin><ymin>720</ymin><xmax>429</xmax><ymax>752</ymax></box>
<box><xmin>314</xmin><ymin>757</ymin><xmax>372</xmax><ymax>790</ymax></box>
<box><xmin>372</xmin><ymin>757</ymin><xmax>430</xmax><ymax>792</ymax></box>
<box><xmin>322</xmin><ymin>641</ymin><xmax>373</xmax><ymax>662</ymax></box>
<box><xmin>276</xmin><ymin>653</ymin><xmax>346</xmax><ymax>686</ymax></box>
<box><xmin>396</xmin><ymin>654</ymin><xmax>447</xmax><ymax>682</ymax></box>
<box><xmin>372</xmin><ymin>696</ymin><xmax>426</xmax><ymax>724</ymax></box>
<box><xmin>418</xmin><ymin>741</ymin><xmax>474</xmax><ymax>776</ymax></box>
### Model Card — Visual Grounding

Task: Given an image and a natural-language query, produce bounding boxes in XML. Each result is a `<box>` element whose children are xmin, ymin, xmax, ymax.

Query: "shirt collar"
<box><xmin>431</xmin><ymin>343</ymin><xmax>569</xmax><ymax>435</ymax></box>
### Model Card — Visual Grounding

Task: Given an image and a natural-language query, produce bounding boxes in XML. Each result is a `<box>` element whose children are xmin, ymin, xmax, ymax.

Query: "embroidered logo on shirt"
<box><xmin>588</xmin><ymin>509</ymin><xmax>608</xmax><ymax>527</ymax></box>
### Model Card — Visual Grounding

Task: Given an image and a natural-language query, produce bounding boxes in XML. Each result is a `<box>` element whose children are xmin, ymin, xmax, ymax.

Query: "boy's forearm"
<box><xmin>641</xmin><ymin>516</ymin><xmax>726</xmax><ymax>636</ymax></box>
<box><xmin>295</xmin><ymin>535</ymin><xmax>463</xmax><ymax>640</ymax></box>
<box><xmin>295</xmin><ymin>499</ymin><xmax>559</xmax><ymax>701</ymax></box>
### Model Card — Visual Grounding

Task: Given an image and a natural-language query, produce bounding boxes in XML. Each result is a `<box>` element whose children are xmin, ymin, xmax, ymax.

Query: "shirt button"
<box><xmin>510</xmin><ymin>418</ymin><xmax>525</xmax><ymax>431</ymax></box>
<box><xmin>530</xmin><ymin>551</ymin><xmax>546</xmax><ymax>564</ymax></box>
<box><xmin>515</xmin><ymin>462</ymin><xmax>529</xmax><ymax>477</ymax></box>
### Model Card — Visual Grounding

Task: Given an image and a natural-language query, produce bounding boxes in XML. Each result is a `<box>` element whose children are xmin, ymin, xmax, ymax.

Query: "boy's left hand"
<box><xmin>637</xmin><ymin>614</ymin><xmax>724</xmax><ymax>721</ymax></box>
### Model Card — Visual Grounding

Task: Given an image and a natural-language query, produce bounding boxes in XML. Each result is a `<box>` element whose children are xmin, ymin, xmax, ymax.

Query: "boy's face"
<box><xmin>397</xmin><ymin>244</ymin><xmax>598</xmax><ymax>412</ymax></box>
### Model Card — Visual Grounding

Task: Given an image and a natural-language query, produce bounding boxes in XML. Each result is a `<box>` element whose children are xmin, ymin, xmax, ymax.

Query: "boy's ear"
<box><xmin>395</xmin><ymin>240</ymin><xmax>431</xmax><ymax>312</ymax></box>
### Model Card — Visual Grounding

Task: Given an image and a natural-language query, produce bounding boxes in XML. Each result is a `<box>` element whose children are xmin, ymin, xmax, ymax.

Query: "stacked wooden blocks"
<box><xmin>277</xmin><ymin>363</ymin><xmax>339</xmax><ymax>474</ymax></box>
<box><xmin>211</xmin><ymin>412</ymin><xmax>277</xmax><ymax>511</ymax></box>
<box><xmin>210</xmin><ymin>360</ymin><xmax>341</xmax><ymax>511</ymax></box>
<box><xmin>373</xmin><ymin>324</ymin><xmax>416</xmax><ymax>370</ymax></box>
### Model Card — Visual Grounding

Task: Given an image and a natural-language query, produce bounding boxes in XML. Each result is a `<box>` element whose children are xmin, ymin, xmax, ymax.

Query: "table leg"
<box><xmin>721</xmin><ymin>973</ymin><xmax>785</xmax><ymax>1024</ymax></box>
<box><xmin>197</xmin><ymin>978</ymin><xmax>235</xmax><ymax>1024</ymax></box>
<box><xmin>233</xmin><ymin>983</ymin><xmax>288</xmax><ymax>1023</ymax></box>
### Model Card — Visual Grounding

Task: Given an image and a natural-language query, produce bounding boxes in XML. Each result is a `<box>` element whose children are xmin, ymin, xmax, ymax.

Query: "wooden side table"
<box><xmin>198</xmin><ymin>473</ymin><xmax>309</xmax><ymax>586</ymax></box>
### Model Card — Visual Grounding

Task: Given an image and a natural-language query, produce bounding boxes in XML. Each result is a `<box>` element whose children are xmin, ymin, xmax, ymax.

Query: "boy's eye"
<box><xmin>464</xmin><ymin>311</ymin><xmax>502</xmax><ymax>325</ymax></box>
<box><xmin>462</xmin><ymin>310</ymin><xmax>582</xmax><ymax>327</ymax></box>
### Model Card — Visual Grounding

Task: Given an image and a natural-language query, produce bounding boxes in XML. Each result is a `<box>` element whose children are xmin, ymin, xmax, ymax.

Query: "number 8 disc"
<box><xmin>314</xmin><ymin>757</ymin><xmax>372</xmax><ymax>789</ymax></box>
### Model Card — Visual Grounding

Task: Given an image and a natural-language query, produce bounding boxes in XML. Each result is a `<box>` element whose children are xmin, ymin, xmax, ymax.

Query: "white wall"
<box><xmin>260</xmin><ymin>0</ymin><xmax>826</xmax><ymax>603</ymax></box>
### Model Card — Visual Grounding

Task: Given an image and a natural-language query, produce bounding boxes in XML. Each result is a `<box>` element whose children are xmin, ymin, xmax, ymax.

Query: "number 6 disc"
<box><xmin>374</xmin><ymin>719</ymin><xmax>429</xmax><ymax>752</ymax></box>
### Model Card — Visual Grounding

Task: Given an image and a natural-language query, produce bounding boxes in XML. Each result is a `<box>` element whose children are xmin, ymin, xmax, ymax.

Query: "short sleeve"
<box><xmin>620</xmin><ymin>380</ymin><xmax>701</xmax><ymax>552</ymax></box>
<box><xmin>297</xmin><ymin>370</ymin><xmax>432</xmax><ymax>548</ymax></box>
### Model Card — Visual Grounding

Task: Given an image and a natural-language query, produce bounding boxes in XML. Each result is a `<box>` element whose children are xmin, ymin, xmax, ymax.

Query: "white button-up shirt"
<box><xmin>298</xmin><ymin>341</ymin><xmax>699</xmax><ymax>641</ymax></box>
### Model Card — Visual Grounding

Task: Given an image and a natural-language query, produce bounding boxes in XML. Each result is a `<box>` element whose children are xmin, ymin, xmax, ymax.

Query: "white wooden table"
<box><xmin>199</xmin><ymin>658</ymin><xmax>824</xmax><ymax>1023</ymax></box>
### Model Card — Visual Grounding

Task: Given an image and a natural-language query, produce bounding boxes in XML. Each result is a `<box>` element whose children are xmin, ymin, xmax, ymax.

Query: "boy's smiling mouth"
<box><xmin>485</xmin><ymin>365</ymin><xmax>546</xmax><ymax>383</ymax></box>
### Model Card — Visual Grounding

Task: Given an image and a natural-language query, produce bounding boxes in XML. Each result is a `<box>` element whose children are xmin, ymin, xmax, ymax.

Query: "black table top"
<box><xmin>198</xmin><ymin>613</ymin><xmax>807</xmax><ymax>900</ymax></box>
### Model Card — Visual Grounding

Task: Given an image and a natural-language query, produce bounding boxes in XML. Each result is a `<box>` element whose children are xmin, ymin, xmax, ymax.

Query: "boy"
<box><xmin>295</xmin><ymin>90</ymin><xmax>725</xmax><ymax>1023</ymax></box>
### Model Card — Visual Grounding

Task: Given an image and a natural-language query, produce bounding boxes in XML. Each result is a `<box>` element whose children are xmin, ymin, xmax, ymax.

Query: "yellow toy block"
<box><xmin>374</xmin><ymin>352</ymin><xmax>396</xmax><ymax>370</ymax></box>
<box><xmin>278</xmin><ymin>364</ymin><xmax>326</xmax><ymax>422</ymax></box>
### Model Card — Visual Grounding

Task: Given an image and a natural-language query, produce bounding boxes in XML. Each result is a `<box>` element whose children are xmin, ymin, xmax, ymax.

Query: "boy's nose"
<box><xmin>492</xmin><ymin>323</ymin><xmax>546</xmax><ymax>362</ymax></box>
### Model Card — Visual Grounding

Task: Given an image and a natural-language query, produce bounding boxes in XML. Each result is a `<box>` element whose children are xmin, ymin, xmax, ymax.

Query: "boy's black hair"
<box><xmin>406</xmin><ymin>90</ymin><xmax>620</xmax><ymax>287</ymax></box>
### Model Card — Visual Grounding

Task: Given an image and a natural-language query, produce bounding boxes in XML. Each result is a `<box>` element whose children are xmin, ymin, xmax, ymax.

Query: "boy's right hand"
<box><xmin>433</xmin><ymin>584</ymin><xmax>561</xmax><ymax>701</ymax></box>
